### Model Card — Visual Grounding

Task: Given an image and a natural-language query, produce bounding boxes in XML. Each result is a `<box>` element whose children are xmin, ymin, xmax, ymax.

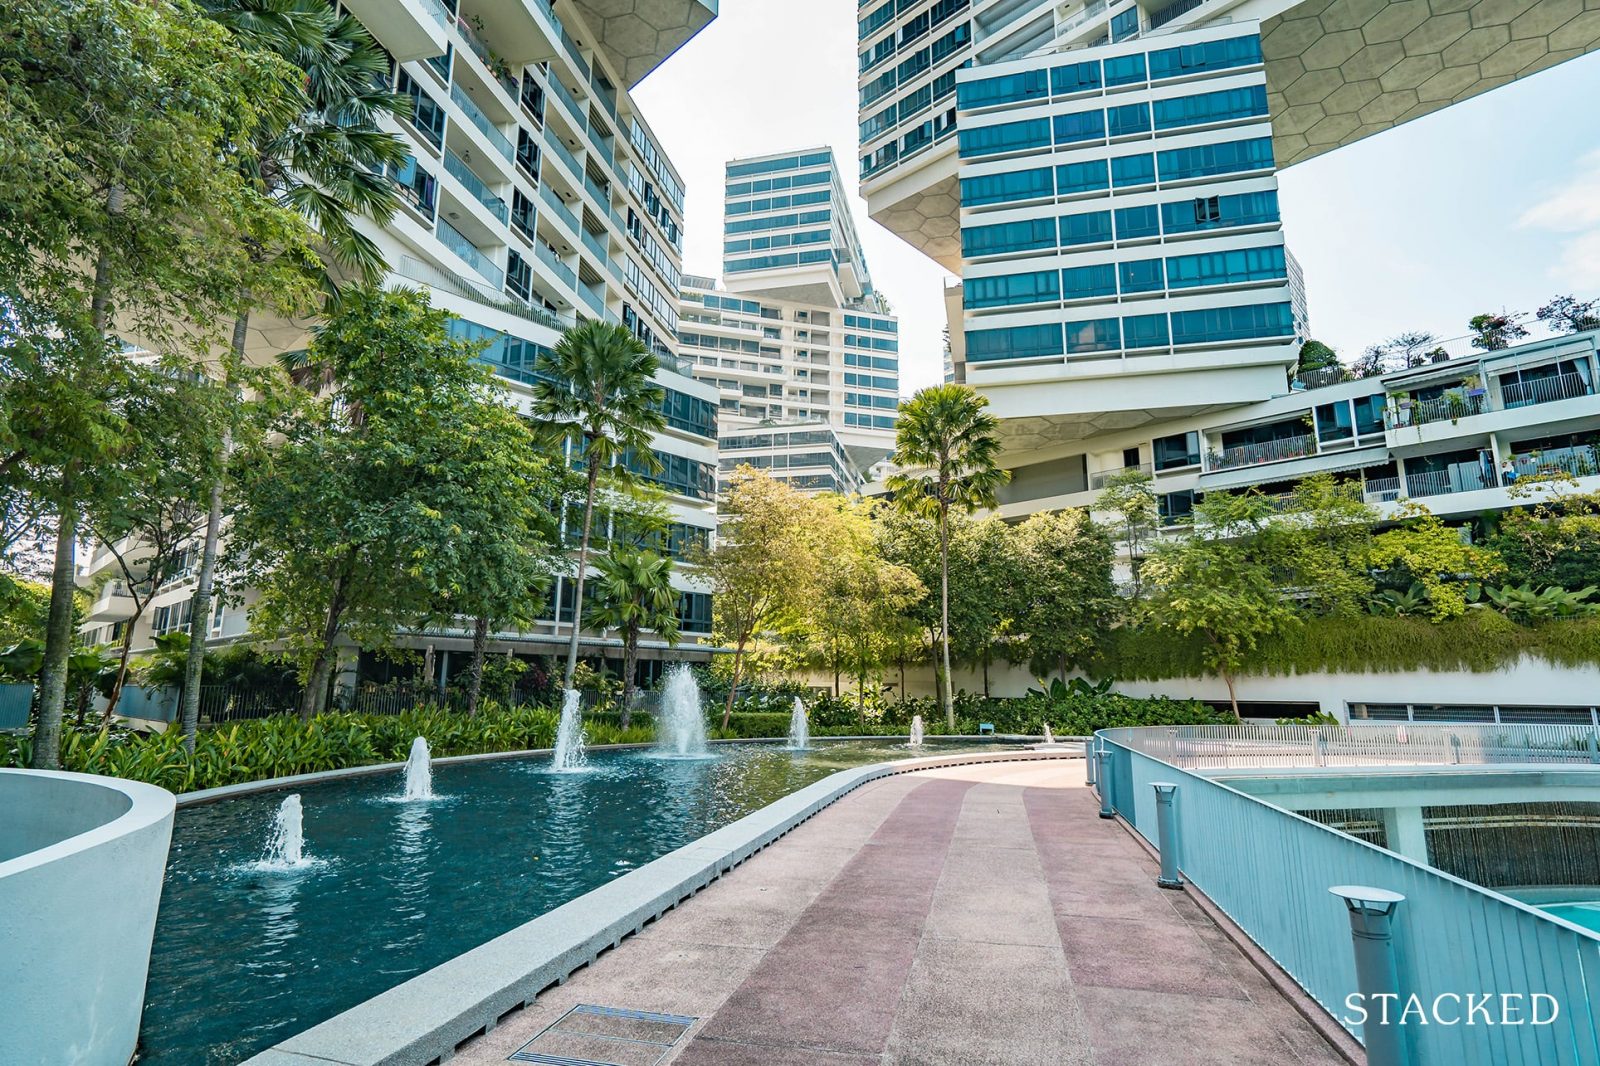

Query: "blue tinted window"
<box><xmin>1123</xmin><ymin>314</ymin><xmax>1170</xmax><ymax>349</ymax></box>
<box><xmin>958</xmin><ymin>68</ymin><xmax>1048</xmax><ymax>110</ymax></box>
<box><xmin>958</xmin><ymin>118</ymin><xmax>1052</xmax><ymax>158</ymax></box>
<box><xmin>1170</xmin><ymin>302</ymin><xmax>1295</xmax><ymax>344</ymax></box>
<box><xmin>1053</xmin><ymin>109</ymin><xmax>1106</xmax><ymax>145</ymax></box>
<box><xmin>1057</xmin><ymin>159</ymin><xmax>1110</xmax><ymax>194</ymax></box>
<box><xmin>1064</xmin><ymin>318</ymin><xmax>1122</xmax><ymax>354</ymax></box>
<box><xmin>1062</xmin><ymin>263</ymin><xmax>1118</xmax><ymax>299</ymax></box>
<box><xmin>1050</xmin><ymin>61</ymin><xmax>1101</xmax><ymax>95</ymax></box>
<box><xmin>1115</xmin><ymin>204</ymin><xmax>1160</xmax><ymax>240</ymax></box>
<box><xmin>962</xmin><ymin>217</ymin><xmax>1057</xmax><ymax>256</ymax></box>
<box><xmin>1060</xmin><ymin>210</ymin><xmax>1113</xmax><ymax>246</ymax></box>
<box><xmin>1160</xmin><ymin>190</ymin><xmax>1279</xmax><ymax>234</ymax></box>
<box><xmin>1153</xmin><ymin>86</ymin><xmax>1269</xmax><ymax>130</ymax></box>
<box><xmin>1148</xmin><ymin>35</ymin><xmax>1263</xmax><ymax>80</ymax></box>
<box><xmin>964</xmin><ymin>270</ymin><xmax>1061</xmax><ymax>308</ymax></box>
<box><xmin>1107</xmin><ymin>102</ymin><xmax>1151</xmax><ymax>137</ymax></box>
<box><xmin>966</xmin><ymin>323</ymin><xmax>1065</xmax><ymax>362</ymax></box>
<box><xmin>1104</xmin><ymin>53</ymin><xmax>1147</xmax><ymax>86</ymax></box>
<box><xmin>1166</xmin><ymin>245</ymin><xmax>1287</xmax><ymax>288</ymax></box>
<box><xmin>1157</xmin><ymin>137</ymin><xmax>1274</xmax><ymax>181</ymax></box>
<box><xmin>960</xmin><ymin>167</ymin><xmax>1054</xmax><ymax>206</ymax></box>
<box><xmin>1111</xmin><ymin>6</ymin><xmax>1139</xmax><ymax>42</ymax></box>
<box><xmin>1119</xmin><ymin>258</ymin><xmax>1164</xmax><ymax>293</ymax></box>
<box><xmin>1110</xmin><ymin>153</ymin><xmax>1155</xmax><ymax>187</ymax></box>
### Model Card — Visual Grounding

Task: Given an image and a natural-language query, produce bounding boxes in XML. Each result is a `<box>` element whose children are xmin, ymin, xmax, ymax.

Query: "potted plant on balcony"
<box><xmin>1463</xmin><ymin>374</ymin><xmax>1486</xmax><ymax>398</ymax></box>
<box><xmin>1443</xmin><ymin>387</ymin><xmax>1474</xmax><ymax>424</ymax></box>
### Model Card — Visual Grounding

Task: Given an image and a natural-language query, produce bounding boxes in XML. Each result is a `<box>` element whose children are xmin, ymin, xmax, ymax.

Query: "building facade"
<box><xmin>77</xmin><ymin>0</ymin><xmax>723</xmax><ymax>697</ymax></box>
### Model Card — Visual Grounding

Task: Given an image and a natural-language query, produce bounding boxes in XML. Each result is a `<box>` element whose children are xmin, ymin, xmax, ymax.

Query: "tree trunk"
<box><xmin>982</xmin><ymin>651</ymin><xmax>990</xmax><ymax>699</ymax></box>
<box><xmin>1222</xmin><ymin>668</ymin><xmax>1241</xmax><ymax>722</ymax></box>
<box><xmin>619</xmin><ymin>624</ymin><xmax>639</xmax><ymax>729</ymax></box>
<box><xmin>465</xmin><ymin>614</ymin><xmax>489</xmax><ymax>717</ymax></box>
<box><xmin>898</xmin><ymin>656</ymin><xmax>906</xmax><ymax>703</ymax></box>
<box><xmin>938</xmin><ymin>500</ymin><xmax>954</xmax><ymax>732</ymax></box>
<box><xmin>31</xmin><ymin>492</ymin><xmax>77</xmax><ymax>770</ymax></box>
<box><xmin>103</xmin><ymin>608</ymin><xmax>141</xmax><ymax>732</ymax></box>
<box><xmin>180</xmin><ymin>309</ymin><xmax>246</xmax><ymax>751</ymax></box>
<box><xmin>299</xmin><ymin>574</ymin><xmax>347</xmax><ymax>721</ymax></box>
<box><xmin>721</xmin><ymin>637</ymin><xmax>747</xmax><ymax>731</ymax></box>
<box><xmin>563</xmin><ymin>460</ymin><xmax>601</xmax><ymax>689</ymax></box>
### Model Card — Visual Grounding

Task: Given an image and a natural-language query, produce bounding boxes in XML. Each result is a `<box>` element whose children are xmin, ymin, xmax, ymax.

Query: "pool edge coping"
<box><xmin>236</xmin><ymin>748</ymin><xmax>1082</xmax><ymax>1066</ymax></box>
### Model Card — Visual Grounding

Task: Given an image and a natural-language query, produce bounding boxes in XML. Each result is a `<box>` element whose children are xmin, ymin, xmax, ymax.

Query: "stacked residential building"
<box><xmin>77</xmin><ymin>0</ymin><xmax>723</xmax><ymax>699</ymax></box>
<box><xmin>857</xmin><ymin>0</ymin><xmax>1600</xmax><ymax>538</ymax></box>
<box><xmin>677</xmin><ymin>150</ymin><xmax>903</xmax><ymax>493</ymax></box>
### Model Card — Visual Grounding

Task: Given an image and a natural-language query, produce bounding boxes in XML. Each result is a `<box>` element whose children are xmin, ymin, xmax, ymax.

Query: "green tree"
<box><xmin>1535</xmin><ymin>295</ymin><xmax>1599</xmax><ymax>335</ymax></box>
<box><xmin>1468</xmin><ymin>311</ymin><xmax>1529</xmax><ymax>352</ymax></box>
<box><xmin>1013</xmin><ymin>510</ymin><xmax>1119</xmax><ymax>678</ymax></box>
<box><xmin>887</xmin><ymin>384</ymin><xmax>1010</xmax><ymax>730</ymax></box>
<box><xmin>587</xmin><ymin>547</ymin><xmax>680</xmax><ymax>724</ymax></box>
<box><xmin>1369</xmin><ymin>502</ymin><xmax>1500</xmax><ymax>619</ymax></box>
<box><xmin>1294</xmin><ymin>339</ymin><xmax>1340</xmax><ymax>376</ymax></box>
<box><xmin>1095</xmin><ymin>469</ymin><xmax>1158</xmax><ymax>600</ymax></box>
<box><xmin>533</xmin><ymin>321</ymin><xmax>666</xmax><ymax>691</ymax></box>
<box><xmin>180</xmin><ymin>0</ymin><xmax>411</xmax><ymax>746</ymax></box>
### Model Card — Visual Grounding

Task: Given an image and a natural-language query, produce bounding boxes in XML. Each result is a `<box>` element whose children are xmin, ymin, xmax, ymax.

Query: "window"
<box><xmin>1059</xmin><ymin>210</ymin><xmax>1113</xmax><ymax>246</ymax></box>
<box><xmin>1064</xmin><ymin>318</ymin><xmax>1122</xmax><ymax>354</ymax></box>
<box><xmin>1103</xmin><ymin>53</ymin><xmax>1147</xmax><ymax>86</ymax></box>
<box><xmin>1164</xmin><ymin>245</ymin><xmax>1286</xmax><ymax>288</ymax></box>
<box><xmin>1111</xmin><ymin>5</ymin><xmax>1140</xmax><ymax>42</ymax></box>
<box><xmin>1353</xmin><ymin>394</ymin><xmax>1386</xmax><ymax>436</ymax></box>
<box><xmin>1154</xmin><ymin>431</ymin><xmax>1201</xmax><ymax>470</ymax></box>
<box><xmin>1148</xmin><ymin>35</ymin><xmax>1263</xmax><ymax>80</ymax></box>
<box><xmin>1051</xmin><ymin>61</ymin><xmax>1102</xmax><ymax>95</ymax></box>
<box><xmin>1160</xmin><ymin>190</ymin><xmax>1279</xmax><ymax>234</ymax></box>
<box><xmin>1115</xmin><ymin>204</ymin><xmax>1160</xmax><ymax>240</ymax></box>
<box><xmin>1122</xmin><ymin>313</ymin><xmax>1170</xmax><ymax>349</ymax></box>
<box><xmin>1110</xmin><ymin>153</ymin><xmax>1155</xmax><ymax>187</ymax></box>
<box><xmin>1157</xmin><ymin>137</ymin><xmax>1274</xmax><ymax>181</ymax></box>
<box><xmin>1053</xmin><ymin>109</ymin><xmax>1106</xmax><ymax>145</ymax></box>
<box><xmin>962</xmin><ymin>216</ymin><xmax>1057</xmax><ymax>256</ymax></box>
<box><xmin>966</xmin><ymin>323</ymin><xmax>1065</xmax><ymax>362</ymax></box>
<box><xmin>958</xmin><ymin>68</ymin><xmax>1046</xmax><ymax>110</ymax></box>
<box><xmin>861</xmin><ymin>70</ymin><xmax>897</xmax><ymax>107</ymax></box>
<box><xmin>1159</xmin><ymin>490</ymin><xmax>1195</xmax><ymax>523</ymax></box>
<box><xmin>1119</xmin><ymin>258</ymin><xmax>1164</xmax><ymax>293</ymax></box>
<box><xmin>1107</xmin><ymin>102</ymin><xmax>1150</xmax><ymax>137</ymax></box>
<box><xmin>1057</xmin><ymin>159</ymin><xmax>1110</xmax><ymax>194</ymax></box>
<box><xmin>959</xmin><ymin>117</ymin><xmax>1052</xmax><ymax>158</ymax></box>
<box><xmin>1170</xmin><ymin>302</ymin><xmax>1295</xmax><ymax>344</ymax></box>
<box><xmin>960</xmin><ymin>166</ymin><xmax>1053</xmax><ymax>206</ymax></box>
<box><xmin>1062</xmin><ymin>262</ymin><xmax>1118</xmax><ymax>300</ymax></box>
<box><xmin>964</xmin><ymin>270</ymin><xmax>1061</xmax><ymax>308</ymax></box>
<box><xmin>1316</xmin><ymin>400</ymin><xmax>1353</xmax><ymax>441</ymax></box>
<box><xmin>1153</xmin><ymin>85</ymin><xmax>1269</xmax><ymax>130</ymax></box>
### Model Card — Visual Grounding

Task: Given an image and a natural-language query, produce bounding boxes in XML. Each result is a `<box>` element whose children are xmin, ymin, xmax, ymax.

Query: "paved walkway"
<box><xmin>456</xmin><ymin>760</ymin><xmax>1349</xmax><ymax>1066</ymax></box>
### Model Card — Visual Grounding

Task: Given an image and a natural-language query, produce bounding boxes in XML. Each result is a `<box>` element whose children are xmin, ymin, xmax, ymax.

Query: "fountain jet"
<box><xmin>553</xmin><ymin>689</ymin><xmax>588</xmax><ymax>771</ymax></box>
<box><xmin>787</xmin><ymin>697</ymin><xmax>809</xmax><ymax>750</ymax></box>
<box><xmin>656</xmin><ymin>664</ymin><xmax>709</xmax><ymax>757</ymax></box>
<box><xmin>262</xmin><ymin>794</ymin><xmax>309</xmax><ymax>869</ymax></box>
<box><xmin>909</xmin><ymin>715</ymin><xmax>925</xmax><ymax>747</ymax></box>
<box><xmin>1043</xmin><ymin>723</ymin><xmax>1055</xmax><ymax>745</ymax></box>
<box><xmin>402</xmin><ymin>737</ymin><xmax>435</xmax><ymax>800</ymax></box>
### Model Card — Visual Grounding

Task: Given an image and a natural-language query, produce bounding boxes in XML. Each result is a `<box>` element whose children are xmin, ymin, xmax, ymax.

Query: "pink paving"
<box><xmin>455</xmin><ymin>760</ymin><xmax>1352</xmax><ymax>1066</ymax></box>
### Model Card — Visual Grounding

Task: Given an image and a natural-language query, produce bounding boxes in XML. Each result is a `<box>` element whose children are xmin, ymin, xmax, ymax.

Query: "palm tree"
<box><xmin>587</xmin><ymin>546</ymin><xmax>680</xmax><ymax>725</ymax></box>
<box><xmin>887</xmin><ymin>384</ymin><xmax>1009</xmax><ymax>731</ymax></box>
<box><xmin>179</xmin><ymin>0</ymin><xmax>411</xmax><ymax>747</ymax></box>
<box><xmin>534</xmin><ymin>321</ymin><xmax>667</xmax><ymax>690</ymax></box>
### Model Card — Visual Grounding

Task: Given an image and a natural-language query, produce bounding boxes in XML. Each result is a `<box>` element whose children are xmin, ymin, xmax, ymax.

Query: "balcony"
<box><xmin>442</xmin><ymin>149</ymin><xmax>508</xmax><ymax>225</ymax></box>
<box><xmin>448</xmin><ymin>83</ymin><xmax>514</xmax><ymax>162</ymax></box>
<box><xmin>453</xmin><ymin>15</ymin><xmax>519</xmax><ymax>101</ymax></box>
<box><xmin>535</xmin><ymin>242</ymin><xmax>577</xmax><ymax>291</ymax></box>
<box><xmin>543</xmin><ymin>126</ymin><xmax>584</xmax><ymax>182</ymax></box>
<box><xmin>437</xmin><ymin>218</ymin><xmax>503</xmax><ymax>287</ymax></box>
<box><xmin>539</xmin><ymin>184</ymin><xmax>581</xmax><ymax>236</ymax></box>
<box><xmin>341</xmin><ymin>0</ymin><xmax>449</xmax><ymax>62</ymax></box>
<box><xmin>1385</xmin><ymin>392</ymin><xmax>1487</xmax><ymax>430</ymax></box>
<box><xmin>1206</xmin><ymin>433</ymin><xmax>1316</xmax><ymax>472</ymax></box>
<box><xmin>1502</xmin><ymin>372</ymin><xmax>1594</xmax><ymax>410</ymax></box>
<box><xmin>580</xmin><ymin>227</ymin><xmax>609</xmax><ymax>269</ymax></box>
<box><xmin>1507</xmin><ymin>443</ymin><xmax>1600</xmax><ymax>481</ymax></box>
<box><xmin>1362</xmin><ymin>476</ymin><xmax>1402</xmax><ymax>504</ymax></box>
<box><xmin>1089</xmin><ymin>462</ymin><xmax>1153</xmax><ymax>490</ymax></box>
<box><xmin>546</xmin><ymin>72</ymin><xmax>589</xmax><ymax>132</ymax></box>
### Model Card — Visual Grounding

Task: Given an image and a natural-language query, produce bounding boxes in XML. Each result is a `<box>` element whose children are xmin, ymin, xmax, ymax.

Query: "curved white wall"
<box><xmin>0</xmin><ymin>769</ymin><xmax>175</xmax><ymax>1066</ymax></box>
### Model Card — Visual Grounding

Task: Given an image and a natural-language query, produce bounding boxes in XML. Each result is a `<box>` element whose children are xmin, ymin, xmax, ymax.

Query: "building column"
<box><xmin>1381</xmin><ymin>806</ymin><xmax>1428</xmax><ymax>864</ymax></box>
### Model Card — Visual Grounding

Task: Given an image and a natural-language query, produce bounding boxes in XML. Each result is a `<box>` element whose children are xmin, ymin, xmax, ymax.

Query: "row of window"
<box><xmin>957</xmin><ymin>35</ymin><xmax>1262</xmax><ymax>112</ymax></box>
<box><xmin>958</xmin><ymin>94</ymin><xmax>1268</xmax><ymax>161</ymax></box>
<box><xmin>725</xmin><ymin>169</ymin><xmax>832</xmax><ymax>199</ymax></box>
<box><xmin>723</xmin><ymin>228</ymin><xmax>831</xmax><ymax>255</ymax></box>
<box><xmin>963</xmin><ymin>245</ymin><xmax>1287</xmax><ymax>308</ymax></box>
<box><xmin>844</xmin><ymin>351</ymin><xmax>900</xmax><ymax>372</ymax></box>
<box><xmin>727</xmin><ymin>152</ymin><xmax>833</xmax><ymax>179</ymax></box>
<box><xmin>845</xmin><ymin>333</ymin><xmax>900</xmax><ymax>352</ymax></box>
<box><xmin>844</xmin><ymin>411</ymin><xmax>898</xmax><ymax>430</ymax></box>
<box><xmin>657</xmin><ymin>388</ymin><xmax>718</xmax><ymax>439</ymax></box>
<box><xmin>844</xmin><ymin>371</ymin><xmax>898</xmax><ymax>390</ymax></box>
<box><xmin>859</xmin><ymin>20</ymin><xmax>971</xmax><ymax>108</ymax></box>
<box><xmin>962</xmin><ymin>188</ymin><xmax>1280</xmax><ymax>257</ymax></box>
<box><xmin>724</xmin><ymin>209</ymin><xmax>833</xmax><ymax>235</ymax></box>
<box><xmin>727</xmin><ymin>188</ymin><xmax>831</xmax><ymax>217</ymax></box>
<box><xmin>725</xmin><ymin>248</ymin><xmax>837</xmax><ymax>274</ymax></box>
<box><xmin>964</xmin><ymin>301</ymin><xmax>1295</xmax><ymax>363</ymax></box>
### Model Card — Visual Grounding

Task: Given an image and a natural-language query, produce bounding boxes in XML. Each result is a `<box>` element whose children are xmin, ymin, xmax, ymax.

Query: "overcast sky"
<box><xmin>633</xmin><ymin>0</ymin><xmax>1600</xmax><ymax>393</ymax></box>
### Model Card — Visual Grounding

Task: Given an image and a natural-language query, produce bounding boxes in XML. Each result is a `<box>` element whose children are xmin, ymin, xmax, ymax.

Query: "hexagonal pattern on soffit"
<box><xmin>872</xmin><ymin>173</ymin><xmax>965</xmax><ymax>270</ymax></box>
<box><xmin>569</xmin><ymin>0</ymin><xmax>716</xmax><ymax>89</ymax></box>
<box><xmin>1264</xmin><ymin>0</ymin><xmax>1600</xmax><ymax>168</ymax></box>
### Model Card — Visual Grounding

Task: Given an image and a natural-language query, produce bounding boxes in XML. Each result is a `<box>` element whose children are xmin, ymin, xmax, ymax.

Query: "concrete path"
<box><xmin>455</xmin><ymin>761</ymin><xmax>1350</xmax><ymax>1066</ymax></box>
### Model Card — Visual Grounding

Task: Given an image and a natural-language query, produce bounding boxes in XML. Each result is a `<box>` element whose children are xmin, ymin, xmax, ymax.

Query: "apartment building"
<box><xmin>77</xmin><ymin>0</ymin><xmax>723</xmax><ymax>689</ymax></box>
<box><xmin>678</xmin><ymin>149</ymin><xmax>903</xmax><ymax>491</ymax></box>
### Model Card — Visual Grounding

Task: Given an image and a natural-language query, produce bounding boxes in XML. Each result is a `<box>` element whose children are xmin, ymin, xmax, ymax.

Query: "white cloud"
<box><xmin>1519</xmin><ymin>149</ymin><xmax>1600</xmax><ymax>286</ymax></box>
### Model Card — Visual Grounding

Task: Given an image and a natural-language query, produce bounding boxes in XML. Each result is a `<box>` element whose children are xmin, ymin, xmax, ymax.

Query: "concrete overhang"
<box><xmin>568</xmin><ymin>0</ymin><xmax>717</xmax><ymax>89</ymax></box>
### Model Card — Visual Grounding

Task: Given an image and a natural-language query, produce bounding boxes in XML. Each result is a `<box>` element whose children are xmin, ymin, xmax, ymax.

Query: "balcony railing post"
<box><xmin>1152</xmin><ymin>782</ymin><xmax>1182</xmax><ymax>889</ymax></box>
<box><xmin>1086</xmin><ymin>736</ymin><xmax>1098</xmax><ymax>785</ymax></box>
<box><xmin>1096</xmin><ymin>743</ymin><xmax>1115</xmax><ymax>819</ymax></box>
<box><xmin>1329</xmin><ymin>886</ymin><xmax>1411</xmax><ymax>1066</ymax></box>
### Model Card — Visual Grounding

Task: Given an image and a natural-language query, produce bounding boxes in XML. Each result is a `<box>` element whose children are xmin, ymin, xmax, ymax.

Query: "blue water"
<box><xmin>137</xmin><ymin>739</ymin><xmax>1004</xmax><ymax>1065</ymax></box>
<box><xmin>1540</xmin><ymin>901</ymin><xmax>1600</xmax><ymax>934</ymax></box>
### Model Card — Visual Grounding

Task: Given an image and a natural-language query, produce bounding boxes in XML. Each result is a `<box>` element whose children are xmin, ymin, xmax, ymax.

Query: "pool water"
<box><xmin>1539</xmin><ymin>901</ymin><xmax>1600</xmax><ymax>935</ymax></box>
<box><xmin>138</xmin><ymin>739</ymin><xmax>1008</xmax><ymax>1065</ymax></box>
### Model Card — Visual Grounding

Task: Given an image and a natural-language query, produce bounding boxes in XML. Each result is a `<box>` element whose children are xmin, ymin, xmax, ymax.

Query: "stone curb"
<box><xmin>238</xmin><ymin>749</ymin><xmax>1080</xmax><ymax>1066</ymax></box>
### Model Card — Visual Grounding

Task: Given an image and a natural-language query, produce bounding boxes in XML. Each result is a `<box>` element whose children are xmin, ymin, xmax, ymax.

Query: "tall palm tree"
<box><xmin>587</xmin><ymin>546</ymin><xmax>680</xmax><ymax>725</ymax></box>
<box><xmin>887</xmin><ymin>384</ymin><xmax>1009</xmax><ymax>731</ymax></box>
<box><xmin>534</xmin><ymin>321</ymin><xmax>666</xmax><ymax>690</ymax></box>
<box><xmin>179</xmin><ymin>0</ymin><xmax>411</xmax><ymax>746</ymax></box>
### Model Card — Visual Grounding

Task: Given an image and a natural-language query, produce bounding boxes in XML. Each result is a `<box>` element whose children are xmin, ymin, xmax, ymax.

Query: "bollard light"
<box><xmin>1330</xmin><ymin>885</ymin><xmax>1410</xmax><ymax>1066</ymax></box>
<box><xmin>1151</xmin><ymin>782</ymin><xmax>1182</xmax><ymax>889</ymax></box>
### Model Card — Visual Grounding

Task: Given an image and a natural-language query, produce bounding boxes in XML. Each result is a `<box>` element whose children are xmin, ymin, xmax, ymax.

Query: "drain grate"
<box><xmin>508</xmin><ymin>1004</ymin><xmax>696</xmax><ymax>1066</ymax></box>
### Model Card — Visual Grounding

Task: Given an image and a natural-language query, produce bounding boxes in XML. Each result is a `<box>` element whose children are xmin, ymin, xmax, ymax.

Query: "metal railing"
<box><xmin>1291</xmin><ymin>365</ymin><xmax>1350</xmax><ymax>390</ymax></box>
<box><xmin>443</xmin><ymin>149</ymin><xmax>508</xmax><ymax>223</ymax></box>
<box><xmin>1147</xmin><ymin>0</ymin><xmax>1208</xmax><ymax>30</ymax></box>
<box><xmin>1405</xmin><ymin>466</ymin><xmax>1495</xmax><ymax>498</ymax></box>
<box><xmin>1098</xmin><ymin>727</ymin><xmax>1600</xmax><ymax>1065</ymax></box>
<box><xmin>1089</xmin><ymin>462</ymin><xmax>1153</xmax><ymax>490</ymax></box>
<box><xmin>1362</xmin><ymin>476</ymin><xmax>1401</xmax><ymax>503</ymax></box>
<box><xmin>1206</xmin><ymin>433</ymin><xmax>1316</xmax><ymax>471</ymax></box>
<box><xmin>1384</xmin><ymin>391</ymin><xmax>1487</xmax><ymax>430</ymax></box>
<box><xmin>1054</xmin><ymin>0</ymin><xmax>1108</xmax><ymax>41</ymax></box>
<box><xmin>1501</xmin><ymin>372</ymin><xmax>1593</xmax><ymax>409</ymax></box>
<box><xmin>1508</xmin><ymin>444</ymin><xmax>1600</xmax><ymax>481</ymax></box>
<box><xmin>394</xmin><ymin>255</ymin><xmax>571</xmax><ymax>332</ymax></box>
<box><xmin>448</xmin><ymin>83</ymin><xmax>514</xmax><ymax>161</ymax></box>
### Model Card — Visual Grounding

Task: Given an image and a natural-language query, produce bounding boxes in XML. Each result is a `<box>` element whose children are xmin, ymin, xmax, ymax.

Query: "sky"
<box><xmin>633</xmin><ymin>0</ymin><xmax>1600</xmax><ymax>393</ymax></box>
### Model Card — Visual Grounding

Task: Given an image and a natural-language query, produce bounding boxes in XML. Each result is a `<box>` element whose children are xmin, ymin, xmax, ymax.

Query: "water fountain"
<box><xmin>786</xmin><ymin>696</ymin><xmax>809</xmax><ymax>750</ymax></box>
<box><xmin>552</xmin><ymin>689</ymin><xmax>587</xmax><ymax>772</ymax></box>
<box><xmin>909</xmin><ymin>714</ymin><xmax>925</xmax><ymax>747</ymax></box>
<box><xmin>1043</xmin><ymin>723</ymin><xmax>1055</xmax><ymax>745</ymax></box>
<box><xmin>260</xmin><ymin>794</ymin><xmax>311</xmax><ymax>870</ymax></box>
<box><xmin>656</xmin><ymin>663</ymin><xmax>709</xmax><ymax>758</ymax></box>
<box><xmin>401</xmin><ymin>737</ymin><xmax>435</xmax><ymax>800</ymax></box>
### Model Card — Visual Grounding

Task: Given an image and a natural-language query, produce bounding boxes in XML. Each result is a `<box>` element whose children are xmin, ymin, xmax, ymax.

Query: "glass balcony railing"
<box><xmin>1405</xmin><ymin>466</ymin><xmax>1496</xmax><ymax>498</ymax></box>
<box><xmin>437</xmin><ymin>218</ymin><xmax>503</xmax><ymax>287</ymax></box>
<box><xmin>543</xmin><ymin>127</ymin><xmax>583</xmax><ymax>179</ymax></box>
<box><xmin>1508</xmin><ymin>444</ymin><xmax>1600</xmax><ymax>481</ymax></box>
<box><xmin>583</xmin><ymin>172</ymin><xmax>611</xmax><ymax>208</ymax></box>
<box><xmin>1207</xmin><ymin>433</ymin><xmax>1315</xmax><ymax>471</ymax></box>
<box><xmin>547</xmin><ymin>73</ymin><xmax>588</xmax><ymax>131</ymax></box>
<box><xmin>453</xmin><ymin>16</ymin><xmax>518</xmax><ymax>99</ymax></box>
<box><xmin>1089</xmin><ymin>462</ymin><xmax>1153</xmax><ymax>490</ymax></box>
<box><xmin>1501</xmin><ymin>372</ymin><xmax>1594</xmax><ymax>409</ymax></box>
<box><xmin>535</xmin><ymin>242</ymin><xmax>577</xmax><ymax>291</ymax></box>
<box><xmin>448</xmin><ymin>83</ymin><xmax>513</xmax><ymax>161</ymax></box>
<box><xmin>417</xmin><ymin>0</ymin><xmax>449</xmax><ymax>28</ymax></box>
<box><xmin>579</xmin><ymin>282</ymin><xmax>607</xmax><ymax>318</ymax></box>
<box><xmin>539</xmin><ymin>184</ymin><xmax>580</xmax><ymax>234</ymax></box>
<box><xmin>581</xmin><ymin>228</ymin><xmax>608</xmax><ymax>268</ymax></box>
<box><xmin>443</xmin><ymin>148</ymin><xmax>508</xmax><ymax>223</ymax></box>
